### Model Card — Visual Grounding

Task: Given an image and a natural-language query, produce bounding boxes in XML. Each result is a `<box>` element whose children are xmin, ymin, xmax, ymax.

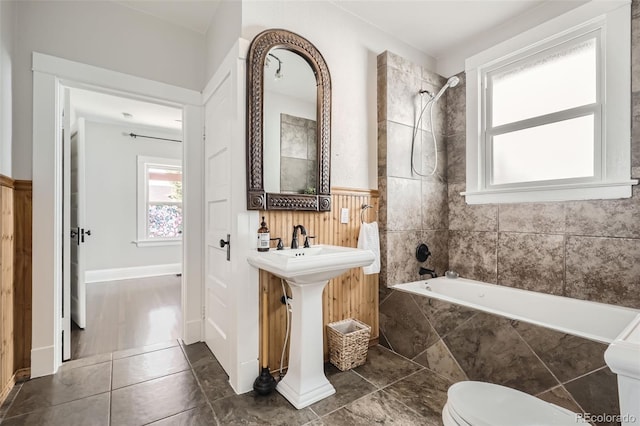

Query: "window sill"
<box><xmin>132</xmin><ymin>239</ymin><xmax>182</xmax><ymax>247</ymax></box>
<box><xmin>462</xmin><ymin>180</ymin><xmax>638</xmax><ymax>204</ymax></box>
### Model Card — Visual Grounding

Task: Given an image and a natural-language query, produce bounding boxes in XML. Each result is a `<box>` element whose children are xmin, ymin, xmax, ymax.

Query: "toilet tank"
<box><xmin>605</xmin><ymin>313</ymin><xmax>640</xmax><ymax>426</ymax></box>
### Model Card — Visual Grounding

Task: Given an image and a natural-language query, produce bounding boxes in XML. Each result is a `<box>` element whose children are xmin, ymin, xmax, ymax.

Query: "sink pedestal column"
<box><xmin>277</xmin><ymin>279</ymin><xmax>335</xmax><ymax>409</ymax></box>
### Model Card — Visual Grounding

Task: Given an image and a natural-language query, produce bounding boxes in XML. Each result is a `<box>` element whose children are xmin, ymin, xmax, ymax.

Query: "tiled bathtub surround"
<box><xmin>377</xmin><ymin>4</ymin><xmax>640</xmax><ymax>424</ymax></box>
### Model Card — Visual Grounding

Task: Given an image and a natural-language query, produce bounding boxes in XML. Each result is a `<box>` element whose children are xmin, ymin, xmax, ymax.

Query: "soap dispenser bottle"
<box><xmin>257</xmin><ymin>216</ymin><xmax>270</xmax><ymax>252</ymax></box>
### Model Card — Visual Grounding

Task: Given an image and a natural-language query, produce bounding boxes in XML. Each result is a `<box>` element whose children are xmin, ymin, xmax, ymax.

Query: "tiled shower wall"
<box><xmin>377</xmin><ymin>2</ymin><xmax>640</xmax><ymax>422</ymax></box>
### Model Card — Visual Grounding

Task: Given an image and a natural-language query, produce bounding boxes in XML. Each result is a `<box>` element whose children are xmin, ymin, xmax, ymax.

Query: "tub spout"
<box><xmin>419</xmin><ymin>267</ymin><xmax>437</xmax><ymax>278</ymax></box>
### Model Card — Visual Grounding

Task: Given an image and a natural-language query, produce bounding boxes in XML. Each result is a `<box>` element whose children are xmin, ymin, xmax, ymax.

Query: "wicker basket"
<box><xmin>327</xmin><ymin>318</ymin><xmax>371</xmax><ymax>371</ymax></box>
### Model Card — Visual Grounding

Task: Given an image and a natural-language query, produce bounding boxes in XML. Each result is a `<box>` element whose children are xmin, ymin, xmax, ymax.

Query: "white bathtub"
<box><xmin>393</xmin><ymin>277</ymin><xmax>640</xmax><ymax>344</ymax></box>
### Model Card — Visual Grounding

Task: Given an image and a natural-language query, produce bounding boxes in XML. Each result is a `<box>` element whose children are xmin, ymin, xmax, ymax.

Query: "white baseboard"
<box><xmin>232</xmin><ymin>358</ymin><xmax>260</xmax><ymax>394</ymax></box>
<box><xmin>183</xmin><ymin>319</ymin><xmax>202</xmax><ymax>345</ymax></box>
<box><xmin>85</xmin><ymin>263</ymin><xmax>182</xmax><ymax>283</ymax></box>
<box><xmin>30</xmin><ymin>345</ymin><xmax>56</xmax><ymax>378</ymax></box>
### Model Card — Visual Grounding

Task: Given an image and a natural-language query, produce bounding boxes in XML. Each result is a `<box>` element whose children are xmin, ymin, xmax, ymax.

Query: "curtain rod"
<box><xmin>128</xmin><ymin>132</ymin><xmax>181</xmax><ymax>143</ymax></box>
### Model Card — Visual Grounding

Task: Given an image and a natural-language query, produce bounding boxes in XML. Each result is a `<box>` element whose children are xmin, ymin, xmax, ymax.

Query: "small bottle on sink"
<box><xmin>257</xmin><ymin>216</ymin><xmax>270</xmax><ymax>252</ymax></box>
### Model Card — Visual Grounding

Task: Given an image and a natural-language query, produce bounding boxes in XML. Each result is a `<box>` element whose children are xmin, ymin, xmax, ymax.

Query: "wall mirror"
<box><xmin>247</xmin><ymin>29</ymin><xmax>331</xmax><ymax>211</ymax></box>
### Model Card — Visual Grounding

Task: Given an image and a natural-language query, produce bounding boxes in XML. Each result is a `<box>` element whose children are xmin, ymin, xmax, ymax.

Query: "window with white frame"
<box><xmin>464</xmin><ymin>1</ymin><xmax>635</xmax><ymax>204</ymax></box>
<box><xmin>137</xmin><ymin>156</ymin><xmax>182</xmax><ymax>245</ymax></box>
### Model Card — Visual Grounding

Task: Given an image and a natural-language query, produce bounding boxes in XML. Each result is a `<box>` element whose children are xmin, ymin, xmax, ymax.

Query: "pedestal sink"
<box><xmin>247</xmin><ymin>244</ymin><xmax>375</xmax><ymax>409</ymax></box>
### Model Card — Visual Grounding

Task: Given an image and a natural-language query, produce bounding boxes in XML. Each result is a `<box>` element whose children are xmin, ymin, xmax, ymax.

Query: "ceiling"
<box><xmin>115</xmin><ymin>0</ymin><xmax>221</xmax><ymax>34</ymax></box>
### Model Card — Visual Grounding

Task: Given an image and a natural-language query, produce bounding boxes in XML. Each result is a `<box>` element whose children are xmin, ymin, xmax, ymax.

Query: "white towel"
<box><xmin>357</xmin><ymin>221</ymin><xmax>380</xmax><ymax>275</ymax></box>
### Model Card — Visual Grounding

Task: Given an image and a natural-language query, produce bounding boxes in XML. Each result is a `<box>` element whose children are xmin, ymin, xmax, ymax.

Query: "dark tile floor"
<box><xmin>0</xmin><ymin>341</ymin><xmax>451</xmax><ymax>425</ymax></box>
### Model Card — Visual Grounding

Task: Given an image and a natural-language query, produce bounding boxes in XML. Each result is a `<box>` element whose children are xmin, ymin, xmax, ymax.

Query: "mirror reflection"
<box><xmin>263</xmin><ymin>48</ymin><xmax>318</xmax><ymax>195</ymax></box>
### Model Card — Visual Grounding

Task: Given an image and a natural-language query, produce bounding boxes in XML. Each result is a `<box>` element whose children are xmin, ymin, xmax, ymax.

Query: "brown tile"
<box><xmin>565</xmin><ymin>368</ymin><xmax>620</xmax><ymax>425</ymax></box>
<box><xmin>632</xmin><ymin>91</ymin><xmax>640</xmax><ymax>168</ymax></box>
<box><xmin>497</xmin><ymin>232</ymin><xmax>564</xmax><ymax>295</ymax></box>
<box><xmin>422</xmin><ymin>181</ymin><xmax>448</xmax><ymax>230</ymax></box>
<box><xmin>421</xmin><ymin>67</ymin><xmax>446</xmax><ymax>88</ymax></box>
<box><xmin>112</xmin><ymin>346</ymin><xmax>190</xmax><ymax>389</ymax></box>
<box><xmin>7</xmin><ymin>362</ymin><xmax>112</xmax><ymax>418</ymax></box>
<box><xmin>192</xmin><ymin>359</ymin><xmax>235</xmax><ymax>403</ymax></box>
<box><xmin>317</xmin><ymin>390</ymin><xmax>433</xmax><ymax>425</ymax></box>
<box><xmin>59</xmin><ymin>353</ymin><xmax>112</xmax><ymax>372</ymax></box>
<box><xmin>148</xmin><ymin>405</ymin><xmax>218</xmax><ymax>425</ymax></box>
<box><xmin>419</xmin><ymin>130</ymin><xmax>448</xmax><ymax>183</ymax></box>
<box><xmin>386</xmin><ymin>50</ymin><xmax>422</xmax><ymax>77</ymax></box>
<box><xmin>181</xmin><ymin>342</ymin><xmax>217</xmax><ymax>368</ymax></box>
<box><xmin>445</xmin><ymin>74</ymin><xmax>466</xmax><ymax>137</ymax></box>
<box><xmin>537</xmin><ymin>386</ymin><xmax>583</xmax><ymax>414</ymax></box>
<box><xmin>211</xmin><ymin>390</ymin><xmax>317</xmax><ymax>425</ymax></box>
<box><xmin>377</xmin><ymin>65</ymin><xmax>388</xmax><ymax>123</ymax></box>
<box><xmin>444</xmin><ymin>313</ymin><xmax>558</xmax><ymax>395</ymax></box>
<box><xmin>513</xmin><ymin>321</ymin><xmax>607</xmax><ymax>382</ymax></box>
<box><xmin>413</xmin><ymin>340</ymin><xmax>467</xmax><ymax>383</ymax></box>
<box><xmin>413</xmin><ymin>296</ymin><xmax>476</xmax><ymax>338</ymax></box>
<box><xmin>1</xmin><ymin>393</ymin><xmax>110</xmax><ymax>426</ymax></box>
<box><xmin>448</xmin><ymin>183</ymin><xmax>497</xmax><ymax>232</ymax></box>
<box><xmin>112</xmin><ymin>339</ymin><xmax>179</xmax><ymax>360</ymax></box>
<box><xmin>353</xmin><ymin>345</ymin><xmax>423</xmax><ymax>389</ymax></box>
<box><xmin>418</xmin><ymin>87</ymin><xmax>447</xmax><ymax>136</ymax></box>
<box><xmin>633</xmin><ymin>18</ymin><xmax>640</xmax><ymax>92</ymax></box>
<box><xmin>566</xmin><ymin>236</ymin><xmax>640</xmax><ymax>308</ymax></box>
<box><xmin>379</xmin><ymin>291</ymin><xmax>440</xmax><ymax>359</ymax></box>
<box><xmin>420</xmin><ymin>230</ymin><xmax>449</xmax><ymax>278</ymax></box>
<box><xmin>448</xmin><ymin>230</ymin><xmax>498</xmax><ymax>283</ymax></box>
<box><xmin>309</xmin><ymin>364</ymin><xmax>377</xmax><ymax>416</ymax></box>
<box><xmin>377</xmin><ymin>120</ymin><xmax>388</xmax><ymax>177</ymax></box>
<box><xmin>383</xmin><ymin>369</ymin><xmax>451</xmax><ymax>422</ymax></box>
<box><xmin>111</xmin><ymin>371</ymin><xmax>207</xmax><ymax>426</ymax></box>
<box><xmin>566</xmin><ymin>186</ymin><xmax>640</xmax><ymax>239</ymax></box>
<box><xmin>499</xmin><ymin>203</ymin><xmax>566</xmax><ymax>233</ymax></box>
<box><xmin>446</xmin><ymin>134</ymin><xmax>466</xmax><ymax>184</ymax></box>
<box><xmin>386</xmin><ymin>66</ymin><xmax>422</xmax><ymax>128</ymax></box>
<box><xmin>383</xmin><ymin>231</ymin><xmax>427</xmax><ymax>285</ymax></box>
<box><xmin>634</xmin><ymin>0</ymin><xmax>640</xmax><ymax>19</ymax></box>
<box><xmin>385</xmin><ymin>121</ymin><xmax>419</xmax><ymax>180</ymax></box>
<box><xmin>386</xmin><ymin>177</ymin><xmax>422</xmax><ymax>231</ymax></box>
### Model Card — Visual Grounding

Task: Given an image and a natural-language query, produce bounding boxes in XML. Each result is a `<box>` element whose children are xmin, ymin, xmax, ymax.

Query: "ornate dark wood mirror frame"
<box><xmin>246</xmin><ymin>29</ymin><xmax>331</xmax><ymax>211</ymax></box>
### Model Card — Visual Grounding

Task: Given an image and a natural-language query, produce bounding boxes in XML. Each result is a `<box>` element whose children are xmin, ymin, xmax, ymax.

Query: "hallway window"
<box><xmin>137</xmin><ymin>156</ymin><xmax>182</xmax><ymax>245</ymax></box>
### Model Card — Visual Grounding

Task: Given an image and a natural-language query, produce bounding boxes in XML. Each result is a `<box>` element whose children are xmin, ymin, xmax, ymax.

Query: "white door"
<box><xmin>61</xmin><ymin>89</ymin><xmax>71</xmax><ymax>360</ymax></box>
<box><xmin>204</xmin><ymin>74</ymin><xmax>233</xmax><ymax>373</ymax></box>
<box><xmin>70</xmin><ymin>118</ymin><xmax>88</xmax><ymax>329</ymax></box>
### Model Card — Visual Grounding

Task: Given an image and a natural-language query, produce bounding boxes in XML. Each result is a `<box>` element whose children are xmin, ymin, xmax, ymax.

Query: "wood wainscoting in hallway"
<box><xmin>71</xmin><ymin>274</ymin><xmax>182</xmax><ymax>360</ymax></box>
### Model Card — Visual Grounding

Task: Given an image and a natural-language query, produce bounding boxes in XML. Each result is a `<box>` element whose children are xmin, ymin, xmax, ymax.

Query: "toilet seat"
<box><xmin>444</xmin><ymin>381</ymin><xmax>579</xmax><ymax>426</ymax></box>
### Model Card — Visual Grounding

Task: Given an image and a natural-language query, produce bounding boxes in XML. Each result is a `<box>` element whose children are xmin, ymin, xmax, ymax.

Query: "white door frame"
<box><xmin>31</xmin><ymin>52</ymin><xmax>204</xmax><ymax>377</ymax></box>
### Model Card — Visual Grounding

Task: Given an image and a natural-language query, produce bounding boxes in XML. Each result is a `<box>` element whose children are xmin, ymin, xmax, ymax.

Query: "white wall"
<box><xmin>241</xmin><ymin>0</ymin><xmax>436</xmax><ymax>190</ymax></box>
<box><xmin>0</xmin><ymin>0</ymin><xmax>14</xmax><ymax>177</ymax></box>
<box><xmin>83</xmin><ymin>120</ymin><xmax>182</xmax><ymax>272</ymax></box>
<box><xmin>205</xmin><ymin>0</ymin><xmax>242</xmax><ymax>82</ymax></box>
<box><xmin>12</xmin><ymin>0</ymin><xmax>206</xmax><ymax>180</ymax></box>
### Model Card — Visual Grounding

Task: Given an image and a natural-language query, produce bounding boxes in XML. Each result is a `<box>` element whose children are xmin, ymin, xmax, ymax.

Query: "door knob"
<box><xmin>219</xmin><ymin>234</ymin><xmax>230</xmax><ymax>261</ymax></box>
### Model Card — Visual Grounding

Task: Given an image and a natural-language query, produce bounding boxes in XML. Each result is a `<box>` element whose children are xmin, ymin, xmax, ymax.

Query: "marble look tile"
<box><xmin>445</xmin><ymin>74</ymin><xmax>466</xmax><ymax>137</ymax></box>
<box><xmin>211</xmin><ymin>390</ymin><xmax>317</xmax><ymax>425</ymax></box>
<box><xmin>386</xmin><ymin>50</ymin><xmax>422</xmax><ymax>77</ymax></box>
<box><xmin>413</xmin><ymin>296</ymin><xmax>476</xmax><ymax>338</ymax></box>
<box><xmin>383</xmin><ymin>231</ymin><xmax>427</xmax><ymax>285</ymax></box>
<box><xmin>566</xmin><ymin>186</ymin><xmax>640</xmax><ymax>239</ymax></box>
<box><xmin>281</xmin><ymin>122</ymin><xmax>310</xmax><ymax>159</ymax></box>
<box><xmin>1</xmin><ymin>393</ymin><xmax>110</xmax><ymax>426</ymax></box>
<box><xmin>59</xmin><ymin>353</ymin><xmax>112</xmax><ymax>372</ymax></box>
<box><xmin>182</xmin><ymin>342</ymin><xmax>218</xmax><ymax>368</ymax></box>
<box><xmin>377</xmin><ymin>121</ymin><xmax>387</xmax><ymax>177</ymax></box>
<box><xmin>309</xmin><ymin>364</ymin><xmax>377</xmax><ymax>416</ymax></box>
<box><xmin>377</xmin><ymin>61</ymin><xmax>387</xmax><ymax>123</ymax></box>
<box><xmin>513</xmin><ymin>321</ymin><xmax>607</xmax><ymax>383</ymax></box>
<box><xmin>383</xmin><ymin>369</ymin><xmax>452</xmax><ymax>423</ymax></box>
<box><xmin>377</xmin><ymin>177</ymin><xmax>388</xmax><ymax>232</ymax></box>
<box><xmin>448</xmin><ymin>183</ymin><xmax>497</xmax><ymax>232</ymax></box>
<box><xmin>446</xmin><ymin>133</ymin><xmax>466</xmax><ymax>184</ymax></box>
<box><xmin>112</xmin><ymin>346</ymin><xmax>190</xmax><ymax>389</ymax></box>
<box><xmin>420</xmin><ymin>230</ymin><xmax>449</xmax><ymax>278</ymax></box>
<box><xmin>497</xmin><ymin>232</ymin><xmax>565</xmax><ymax>295</ymax></box>
<box><xmin>565</xmin><ymin>236</ymin><xmax>640</xmax><ymax>308</ymax></box>
<box><xmin>149</xmin><ymin>405</ymin><xmax>218</xmax><ymax>426</ymax></box>
<box><xmin>353</xmin><ymin>345</ymin><xmax>423</xmax><ymax>389</ymax></box>
<box><xmin>387</xmin><ymin>66</ymin><xmax>422</xmax><ymax>128</ymax></box>
<box><xmin>379</xmin><ymin>291</ymin><xmax>440</xmax><ymax>359</ymax></box>
<box><xmin>0</xmin><ymin>382</ymin><xmax>22</xmax><ymax>421</ymax></box>
<box><xmin>421</xmin><ymin>67</ymin><xmax>446</xmax><ymax>88</ymax></box>
<box><xmin>111</xmin><ymin>371</ymin><xmax>206</xmax><ymax>426</ymax></box>
<box><xmin>633</xmin><ymin>18</ymin><xmax>640</xmax><ymax>93</ymax></box>
<box><xmin>422</xmin><ymin>181</ymin><xmax>448</xmax><ymax>230</ymax></box>
<box><xmin>565</xmin><ymin>368</ymin><xmax>620</xmax><ymax>424</ymax></box>
<box><xmin>7</xmin><ymin>361</ymin><xmax>112</xmax><ymax>418</ymax></box>
<box><xmin>386</xmin><ymin>177</ymin><xmax>422</xmax><ymax>231</ymax></box>
<box><xmin>633</xmin><ymin>0</ymin><xmax>640</xmax><ymax>19</ymax></box>
<box><xmin>280</xmin><ymin>157</ymin><xmax>310</xmax><ymax>193</ymax></box>
<box><xmin>113</xmin><ymin>339</ymin><xmax>179</xmax><ymax>360</ymax></box>
<box><xmin>386</xmin><ymin>121</ymin><xmax>419</xmax><ymax>180</ymax></box>
<box><xmin>498</xmin><ymin>203</ymin><xmax>566</xmax><ymax>233</ymax></box>
<box><xmin>317</xmin><ymin>390</ymin><xmax>433</xmax><ymax>425</ymax></box>
<box><xmin>412</xmin><ymin>340</ymin><xmax>467</xmax><ymax>383</ymax></box>
<box><xmin>632</xmin><ymin>92</ymin><xmax>640</xmax><ymax>167</ymax></box>
<box><xmin>444</xmin><ymin>313</ymin><xmax>558</xmax><ymax>395</ymax></box>
<box><xmin>417</xmin><ymin>85</ymin><xmax>446</xmax><ymax>135</ymax></box>
<box><xmin>192</xmin><ymin>358</ymin><xmax>235</xmax><ymax>403</ymax></box>
<box><xmin>633</xmin><ymin>166</ymin><xmax>640</xmax><ymax>179</ymax></box>
<box><xmin>419</xmin><ymin>132</ymin><xmax>448</xmax><ymax>183</ymax></box>
<box><xmin>537</xmin><ymin>386</ymin><xmax>583</xmax><ymax>413</ymax></box>
<box><xmin>448</xmin><ymin>230</ymin><xmax>498</xmax><ymax>283</ymax></box>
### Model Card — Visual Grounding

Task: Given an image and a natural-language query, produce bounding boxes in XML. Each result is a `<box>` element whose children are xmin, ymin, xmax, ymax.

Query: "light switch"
<box><xmin>340</xmin><ymin>208</ymin><xmax>349</xmax><ymax>224</ymax></box>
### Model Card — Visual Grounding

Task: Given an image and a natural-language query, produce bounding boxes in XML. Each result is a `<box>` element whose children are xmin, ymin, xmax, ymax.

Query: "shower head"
<box><xmin>432</xmin><ymin>76</ymin><xmax>460</xmax><ymax>103</ymax></box>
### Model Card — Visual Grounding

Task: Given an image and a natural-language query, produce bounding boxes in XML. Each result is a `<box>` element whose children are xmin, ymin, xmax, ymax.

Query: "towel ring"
<box><xmin>360</xmin><ymin>204</ymin><xmax>375</xmax><ymax>223</ymax></box>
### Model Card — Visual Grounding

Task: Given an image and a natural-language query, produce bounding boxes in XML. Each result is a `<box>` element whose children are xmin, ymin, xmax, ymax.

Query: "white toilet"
<box><xmin>442</xmin><ymin>381</ymin><xmax>579</xmax><ymax>426</ymax></box>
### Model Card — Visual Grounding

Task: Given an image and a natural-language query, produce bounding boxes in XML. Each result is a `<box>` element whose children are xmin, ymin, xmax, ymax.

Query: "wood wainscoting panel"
<box><xmin>13</xmin><ymin>181</ymin><xmax>32</xmax><ymax>374</ymax></box>
<box><xmin>0</xmin><ymin>181</ymin><xmax>15</xmax><ymax>403</ymax></box>
<box><xmin>258</xmin><ymin>188</ymin><xmax>379</xmax><ymax>372</ymax></box>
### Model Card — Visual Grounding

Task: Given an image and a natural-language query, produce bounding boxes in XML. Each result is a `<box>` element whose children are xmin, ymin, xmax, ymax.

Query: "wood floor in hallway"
<box><xmin>71</xmin><ymin>274</ymin><xmax>182</xmax><ymax>360</ymax></box>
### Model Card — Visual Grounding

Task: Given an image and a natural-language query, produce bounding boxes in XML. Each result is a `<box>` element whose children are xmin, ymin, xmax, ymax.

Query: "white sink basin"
<box><xmin>247</xmin><ymin>244</ymin><xmax>375</xmax><ymax>285</ymax></box>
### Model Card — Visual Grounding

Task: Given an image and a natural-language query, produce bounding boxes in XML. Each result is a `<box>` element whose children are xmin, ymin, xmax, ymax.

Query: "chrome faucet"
<box><xmin>291</xmin><ymin>225</ymin><xmax>307</xmax><ymax>249</ymax></box>
<box><xmin>419</xmin><ymin>267</ymin><xmax>438</xmax><ymax>278</ymax></box>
